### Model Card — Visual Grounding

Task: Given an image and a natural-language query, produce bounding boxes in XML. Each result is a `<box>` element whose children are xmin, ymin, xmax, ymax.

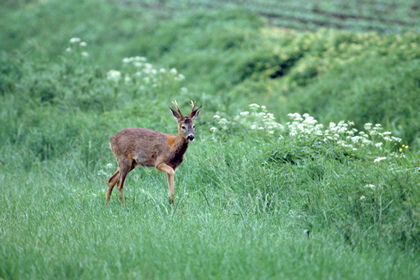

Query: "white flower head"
<box><xmin>374</xmin><ymin>157</ymin><xmax>387</xmax><ymax>162</ymax></box>
<box><xmin>122</xmin><ymin>57</ymin><xmax>132</xmax><ymax>63</ymax></box>
<box><xmin>134</xmin><ymin>56</ymin><xmax>147</xmax><ymax>62</ymax></box>
<box><xmin>364</xmin><ymin>123</ymin><xmax>373</xmax><ymax>130</ymax></box>
<box><xmin>70</xmin><ymin>37</ymin><xmax>81</xmax><ymax>43</ymax></box>
<box><xmin>107</xmin><ymin>70</ymin><xmax>122</xmax><ymax>81</ymax></box>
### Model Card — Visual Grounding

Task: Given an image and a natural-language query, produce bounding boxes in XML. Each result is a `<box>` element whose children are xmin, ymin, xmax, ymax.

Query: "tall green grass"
<box><xmin>0</xmin><ymin>0</ymin><xmax>419</xmax><ymax>279</ymax></box>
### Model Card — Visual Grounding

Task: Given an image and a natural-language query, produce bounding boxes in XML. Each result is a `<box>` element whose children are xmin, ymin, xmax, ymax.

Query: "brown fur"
<box><xmin>106</xmin><ymin>101</ymin><xmax>201</xmax><ymax>205</ymax></box>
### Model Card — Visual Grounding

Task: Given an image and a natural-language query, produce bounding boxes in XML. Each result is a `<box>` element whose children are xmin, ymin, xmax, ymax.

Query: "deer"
<box><xmin>106</xmin><ymin>101</ymin><xmax>201</xmax><ymax>206</ymax></box>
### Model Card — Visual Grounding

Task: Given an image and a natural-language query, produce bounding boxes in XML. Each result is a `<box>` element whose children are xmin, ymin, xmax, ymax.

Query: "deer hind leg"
<box><xmin>106</xmin><ymin>169</ymin><xmax>120</xmax><ymax>204</ymax></box>
<box><xmin>116</xmin><ymin>163</ymin><xmax>134</xmax><ymax>206</ymax></box>
<box><xmin>156</xmin><ymin>163</ymin><xmax>175</xmax><ymax>204</ymax></box>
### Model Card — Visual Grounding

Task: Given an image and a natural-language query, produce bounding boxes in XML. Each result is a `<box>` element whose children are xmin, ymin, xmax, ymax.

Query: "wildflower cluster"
<box><xmin>285</xmin><ymin>113</ymin><xmax>404</xmax><ymax>160</ymax></box>
<box><xmin>238</xmin><ymin>104</ymin><xmax>284</xmax><ymax>134</ymax></box>
<box><xmin>106</xmin><ymin>56</ymin><xmax>185</xmax><ymax>86</ymax></box>
<box><xmin>285</xmin><ymin>113</ymin><xmax>324</xmax><ymax>139</ymax></box>
<box><xmin>65</xmin><ymin>37</ymin><xmax>89</xmax><ymax>57</ymax></box>
<box><xmin>211</xmin><ymin>104</ymin><xmax>283</xmax><ymax>138</ymax></box>
<box><xmin>211</xmin><ymin>104</ymin><xmax>406</xmax><ymax>161</ymax></box>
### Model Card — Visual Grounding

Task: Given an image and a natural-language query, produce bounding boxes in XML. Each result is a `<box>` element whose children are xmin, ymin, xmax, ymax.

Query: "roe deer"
<box><xmin>106</xmin><ymin>101</ymin><xmax>201</xmax><ymax>205</ymax></box>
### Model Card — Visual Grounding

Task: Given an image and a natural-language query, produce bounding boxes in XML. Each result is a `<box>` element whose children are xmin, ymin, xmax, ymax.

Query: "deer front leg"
<box><xmin>156</xmin><ymin>163</ymin><xmax>176</xmax><ymax>204</ymax></box>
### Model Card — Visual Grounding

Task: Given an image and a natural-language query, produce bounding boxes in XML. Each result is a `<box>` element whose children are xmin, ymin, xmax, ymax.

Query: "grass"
<box><xmin>1</xmin><ymin>144</ymin><xmax>419</xmax><ymax>279</ymax></box>
<box><xmin>0</xmin><ymin>0</ymin><xmax>419</xmax><ymax>279</ymax></box>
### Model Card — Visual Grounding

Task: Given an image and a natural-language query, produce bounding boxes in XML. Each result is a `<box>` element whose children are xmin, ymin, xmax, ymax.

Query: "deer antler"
<box><xmin>171</xmin><ymin>100</ymin><xmax>184</xmax><ymax>117</ymax></box>
<box><xmin>190</xmin><ymin>100</ymin><xmax>197</xmax><ymax>111</ymax></box>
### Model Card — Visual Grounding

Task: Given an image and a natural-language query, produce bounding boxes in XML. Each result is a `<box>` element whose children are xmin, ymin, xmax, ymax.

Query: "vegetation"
<box><xmin>0</xmin><ymin>0</ymin><xmax>419</xmax><ymax>279</ymax></box>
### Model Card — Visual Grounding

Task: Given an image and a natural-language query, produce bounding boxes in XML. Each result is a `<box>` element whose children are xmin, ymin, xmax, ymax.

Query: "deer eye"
<box><xmin>193</xmin><ymin>125</ymin><xmax>196</xmax><ymax>129</ymax></box>
<box><xmin>181</xmin><ymin>126</ymin><xmax>186</xmax><ymax>130</ymax></box>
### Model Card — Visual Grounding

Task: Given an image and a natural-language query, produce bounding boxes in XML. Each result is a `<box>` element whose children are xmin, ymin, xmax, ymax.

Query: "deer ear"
<box><xmin>170</xmin><ymin>107</ymin><xmax>182</xmax><ymax>120</ymax></box>
<box><xmin>189</xmin><ymin>105</ymin><xmax>202</xmax><ymax>120</ymax></box>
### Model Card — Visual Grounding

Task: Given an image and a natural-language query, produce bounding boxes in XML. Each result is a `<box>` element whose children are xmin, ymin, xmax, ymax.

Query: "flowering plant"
<box><xmin>210</xmin><ymin>104</ymin><xmax>407</xmax><ymax>163</ymax></box>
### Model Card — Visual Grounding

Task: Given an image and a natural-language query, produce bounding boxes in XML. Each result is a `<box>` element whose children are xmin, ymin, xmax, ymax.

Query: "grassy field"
<box><xmin>115</xmin><ymin>0</ymin><xmax>419</xmax><ymax>33</ymax></box>
<box><xmin>1</xmin><ymin>0</ymin><xmax>419</xmax><ymax>279</ymax></box>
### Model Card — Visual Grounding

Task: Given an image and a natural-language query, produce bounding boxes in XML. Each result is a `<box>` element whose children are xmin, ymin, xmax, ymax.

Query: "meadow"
<box><xmin>0</xmin><ymin>0</ymin><xmax>419</xmax><ymax>279</ymax></box>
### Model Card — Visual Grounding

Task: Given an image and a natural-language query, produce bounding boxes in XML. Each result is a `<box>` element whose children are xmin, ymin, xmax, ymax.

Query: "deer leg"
<box><xmin>116</xmin><ymin>163</ymin><xmax>133</xmax><ymax>206</ymax></box>
<box><xmin>166</xmin><ymin>173</ymin><xmax>175</xmax><ymax>204</ymax></box>
<box><xmin>106</xmin><ymin>169</ymin><xmax>120</xmax><ymax>205</ymax></box>
<box><xmin>156</xmin><ymin>163</ymin><xmax>175</xmax><ymax>204</ymax></box>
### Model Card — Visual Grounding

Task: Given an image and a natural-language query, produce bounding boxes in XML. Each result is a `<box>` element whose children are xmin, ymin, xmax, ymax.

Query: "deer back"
<box><xmin>110</xmin><ymin>127</ymin><xmax>189</xmax><ymax>169</ymax></box>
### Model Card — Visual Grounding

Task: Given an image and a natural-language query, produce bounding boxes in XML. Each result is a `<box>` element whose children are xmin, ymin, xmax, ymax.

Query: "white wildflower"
<box><xmin>219</xmin><ymin>118</ymin><xmax>227</xmax><ymax>125</ymax></box>
<box><xmin>391</xmin><ymin>136</ymin><xmax>402</xmax><ymax>142</ymax></box>
<box><xmin>134</xmin><ymin>56</ymin><xmax>147</xmax><ymax>62</ymax></box>
<box><xmin>364</xmin><ymin>123</ymin><xmax>372</xmax><ymax>130</ymax></box>
<box><xmin>364</xmin><ymin>184</ymin><xmax>376</xmax><ymax>190</ymax></box>
<box><xmin>374</xmin><ymin>157</ymin><xmax>387</xmax><ymax>162</ymax></box>
<box><xmin>70</xmin><ymin>37</ymin><xmax>81</xmax><ymax>43</ymax></box>
<box><xmin>107</xmin><ymin>70</ymin><xmax>121</xmax><ymax>82</ymax></box>
<box><xmin>122</xmin><ymin>57</ymin><xmax>132</xmax><ymax>63</ymax></box>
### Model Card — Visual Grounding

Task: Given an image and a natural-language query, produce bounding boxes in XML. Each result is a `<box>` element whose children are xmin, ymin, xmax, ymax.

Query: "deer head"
<box><xmin>170</xmin><ymin>101</ymin><xmax>202</xmax><ymax>141</ymax></box>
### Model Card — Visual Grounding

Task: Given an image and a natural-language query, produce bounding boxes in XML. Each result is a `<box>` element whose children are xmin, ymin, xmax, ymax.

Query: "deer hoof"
<box><xmin>168</xmin><ymin>197</ymin><xmax>175</xmax><ymax>205</ymax></box>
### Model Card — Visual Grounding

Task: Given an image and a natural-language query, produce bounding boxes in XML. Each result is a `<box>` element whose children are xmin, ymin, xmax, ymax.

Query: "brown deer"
<box><xmin>106</xmin><ymin>101</ymin><xmax>201</xmax><ymax>205</ymax></box>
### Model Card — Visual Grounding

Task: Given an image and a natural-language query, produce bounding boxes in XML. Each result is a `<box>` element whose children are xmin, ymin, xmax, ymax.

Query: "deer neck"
<box><xmin>172</xmin><ymin>134</ymin><xmax>189</xmax><ymax>156</ymax></box>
